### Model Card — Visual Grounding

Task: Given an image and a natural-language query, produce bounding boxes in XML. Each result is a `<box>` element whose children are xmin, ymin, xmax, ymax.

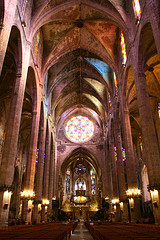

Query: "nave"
<box><xmin>0</xmin><ymin>221</ymin><xmax>160</xmax><ymax>240</ymax></box>
<box><xmin>1</xmin><ymin>0</ymin><xmax>160</xmax><ymax>228</ymax></box>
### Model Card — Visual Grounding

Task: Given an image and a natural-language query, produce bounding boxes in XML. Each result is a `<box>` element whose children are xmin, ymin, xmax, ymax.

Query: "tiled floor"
<box><xmin>70</xmin><ymin>222</ymin><xmax>93</xmax><ymax>240</ymax></box>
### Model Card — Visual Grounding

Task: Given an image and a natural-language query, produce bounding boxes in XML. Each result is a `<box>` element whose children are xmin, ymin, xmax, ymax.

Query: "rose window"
<box><xmin>65</xmin><ymin>116</ymin><xmax>94</xmax><ymax>143</ymax></box>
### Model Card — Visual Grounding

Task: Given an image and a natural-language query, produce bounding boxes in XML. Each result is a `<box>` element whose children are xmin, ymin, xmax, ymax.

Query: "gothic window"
<box><xmin>132</xmin><ymin>0</ymin><xmax>141</xmax><ymax>21</ymax></box>
<box><xmin>120</xmin><ymin>31</ymin><xmax>127</xmax><ymax>65</ymax></box>
<box><xmin>114</xmin><ymin>73</ymin><xmax>118</xmax><ymax>95</ymax></box>
<box><xmin>36</xmin><ymin>148</ymin><xmax>39</xmax><ymax>163</ymax></box>
<box><xmin>66</xmin><ymin>169</ymin><xmax>70</xmax><ymax>194</ymax></box>
<box><xmin>90</xmin><ymin>169</ymin><xmax>96</xmax><ymax>195</ymax></box>
<box><xmin>158</xmin><ymin>103</ymin><xmax>160</xmax><ymax>119</ymax></box>
<box><xmin>75</xmin><ymin>163</ymin><xmax>86</xmax><ymax>175</ymax></box>
<box><xmin>65</xmin><ymin>116</ymin><xmax>94</xmax><ymax>143</ymax></box>
<box><xmin>114</xmin><ymin>146</ymin><xmax>117</xmax><ymax>161</ymax></box>
<box><xmin>21</xmin><ymin>0</ymin><xmax>28</xmax><ymax>19</ymax></box>
<box><xmin>75</xmin><ymin>178</ymin><xmax>86</xmax><ymax>190</ymax></box>
<box><xmin>108</xmin><ymin>92</ymin><xmax>111</xmax><ymax>108</ymax></box>
<box><xmin>122</xmin><ymin>147</ymin><xmax>126</xmax><ymax>161</ymax></box>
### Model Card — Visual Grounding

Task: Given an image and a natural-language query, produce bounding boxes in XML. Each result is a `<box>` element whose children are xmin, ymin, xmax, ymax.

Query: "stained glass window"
<box><xmin>114</xmin><ymin>73</ymin><xmax>118</xmax><ymax>96</ymax></box>
<box><xmin>66</xmin><ymin>169</ymin><xmax>70</xmax><ymax>194</ymax></box>
<box><xmin>90</xmin><ymin>169</ymin><xmax>96</xmax><ymax>195</ymax></box>
<box><xmin>132</xmin><ymin>0</ymin><xmax>141</xmax><ymax>21</ymax></box>
<box><xmin>75</xmin><ymin>163</ymin><xmax>86</xmax><ymax>175</ymax></box>
<box><xmin>36</xmin><ymin>148</ymin><xmax>39</xmax><ymax>163</ymax></box>
<box><xmin>139</xmin><ymin>136</ymin><xmax>143</xmax><ymax>152</ymax></box>
<box><xmin>21</xmin><ymin>0</ymin><xmax>28</xmax><ymax>19</ymax></box>
<box><xmin>120</xmin><ymin>31</ymin><xmax>127</xmax><ymax>65</ymax></box>
<box><xmin>114</xmin><ymin>146</ymin><xmax>117</xmax><ymax>161</ymax></box>
<box><xmin>122</xmin><ymin>147</ymin><xmax>126</xmax><ymax>161</ymax></box>
<box><xmin>158</xmin><ymin>103</ymin><xmax>160</xmax><ymax>119</ymax></box>
<box><xmin>108</xmin><ymin>93</ymin><xmax>111</xmax><ymax>108</ymax></box>
<box><xmin>65</xmin><ymin>116</ymin><xmax>94</xmax><ymax>143</ymax></box>
<box><xmin>75</xmin><ymin>178</ymin><xmax>86</xmax><ymax>190</ymax></box>
<box><xmin>36</xmin><ymin>32</ymin><xmax>40</xmax><ymax>51</ymax></box>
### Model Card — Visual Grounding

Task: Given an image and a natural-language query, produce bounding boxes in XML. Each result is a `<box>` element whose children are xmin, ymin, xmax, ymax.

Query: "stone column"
<box><xmin>146</xmin><ymin>0</ymin><xmax>160</xmax><ymax>60</ymax></box>
<box><xmin>108</xmin><ymin>119</ymin><xmax>119</xmax><ymax>221</ymax></box>
<box><xmin>48</xmin><ymin>132</ymin><xmax>55</xmax><ymax>219</ymax></box>
<box><xmin>113</xmin><ymin>109</ymin><xmax>128</xmax><ymax>222</ymax></box>
<box><xmin>154</xmin><ymin>102</ymin><xmax>160</xmax><ymax>149</ymax></box>
<box><xmin>131</xmin><ymin>48</ymin><xmax>160</xmax><ymax>223</ymax></box>
<box><xmin>105</xmin><ymin>137</ymin><xmax>112</xmax><ymax>200</ymax></box>
<box><xmin>22</xmin><ymin>108</ymin><xmax>41</xmax><ymax>224</ymax></box>
<box><xmin>0</xmin><ymin>42</ymin><xmax>30</xmax><ymax>226</ymax></box>
<box><xmin>119</xmin><ymin>83</ymin><xmax>141</xmax><ymax>222</ymax></box>
<box><xmin>41</xmin><ymin>124</ymin><xmax>51</xmax><ymax>222</ymax></box>
<box><xmin>33</xmin><ymin>105</ymin><xmax>46</xmax><ymax>223</ymax></box>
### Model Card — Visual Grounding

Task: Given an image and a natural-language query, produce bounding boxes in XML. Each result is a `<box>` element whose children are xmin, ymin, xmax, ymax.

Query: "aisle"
<box><xmin>70</xmin><ymin>222</ymin><xmax>93</xmax><ymax>240</ymax></box>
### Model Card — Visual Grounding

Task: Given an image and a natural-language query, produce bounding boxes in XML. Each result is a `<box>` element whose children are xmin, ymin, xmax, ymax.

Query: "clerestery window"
<box><xmin>65</xmin><ymin>116</ymin><xmax>94</xmax><ymax>143</ymax></box>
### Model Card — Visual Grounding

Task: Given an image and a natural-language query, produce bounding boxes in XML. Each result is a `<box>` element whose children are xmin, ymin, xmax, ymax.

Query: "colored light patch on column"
<box><xmin>65</xmin><ymin>116</ymin><xmax>94</xmax><ymax>143</ymax></box>
<box><xmin>120</xmin><ymin>31</ymin><xmax>127</xmax><ymax>65</ymax></box>
<box><xmin>132</xmin><ymin>0</ymin><xmax>141</xmax><ymax>20</ymax></box>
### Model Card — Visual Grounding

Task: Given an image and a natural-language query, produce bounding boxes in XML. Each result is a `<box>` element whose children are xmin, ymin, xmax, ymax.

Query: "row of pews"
<box><xmin>85</xmin><ymin>221</ymin><xmax>160</xmax><ymax>240</ymax></box>
<box><xmin>0</xmin><ymin>221</ymin><xmax>77</xmax><ymax>239</ymax></box>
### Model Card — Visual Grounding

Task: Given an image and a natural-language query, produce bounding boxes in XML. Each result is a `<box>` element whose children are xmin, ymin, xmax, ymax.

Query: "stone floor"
<box><xmin>70</xmin><ymin>222</ymin><xmax>93</xmax><ymax>240</ymax></box>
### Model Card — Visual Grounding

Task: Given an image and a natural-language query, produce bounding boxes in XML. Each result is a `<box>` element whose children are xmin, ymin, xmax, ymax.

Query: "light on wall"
<box><xmin>150</xmin><ymin>190</ymin><xmax>159</xmax><ymax>208</ymax></box>
<box><xmin>129</xmin><ymin>198</ymin><xmax>134</xmax><ymax>210</ymax></box>
<box><xmin>120</xmin><ymin>202</ymin><xmax>124</xmax><ymax>211</ymax></box>
<box><xmin>3</xmin><ymin>190</ymin><xmax>12</xmax><ymax>209</ymax></box>
<box><xmin>42</xmin><ymin>199</ymin><xmax>49</xmax><ymax>205</ymax></box>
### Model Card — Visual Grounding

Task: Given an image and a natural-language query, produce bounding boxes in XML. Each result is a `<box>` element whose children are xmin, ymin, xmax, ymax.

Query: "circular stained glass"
<box><xmin>65</xmin><ymin>116</ymin><xmax>94</xmax><ymax>143</ymax></box>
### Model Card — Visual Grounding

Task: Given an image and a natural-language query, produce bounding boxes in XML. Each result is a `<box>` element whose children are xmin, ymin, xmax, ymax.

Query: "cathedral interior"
<box><xmin>0</xmin><ymin>0</ymin><xmax>160</xmax><ymax>228</ymax></box>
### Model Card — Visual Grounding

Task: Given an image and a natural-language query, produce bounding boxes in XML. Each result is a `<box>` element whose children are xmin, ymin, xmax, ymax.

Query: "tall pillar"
<box><xmin>146</xmin><ymin>0</ymin><xmax>160</xmax><ymax>60</ymax></box>
<box><xmin>119</xmin><ymin>83</ymin><xmax>141</xmax><ymax>222</ymax></box>
<box><xmin>113</xmin><ymin>110</ymin><xmax>128</xmax><ymax>222</ymax></box>
<box><xmin>131</xmin><ymin>47</ymin><xmax>160</xmax><ymax>223</ymax></box>
<box><xmin>22</xmin><ymin>108</ymin><xmax>41</xmax><ymax>224</ymax></box>
<box><xmin>0</xmin><ymin>44</ymin><xmax>30</xmax><ymax>226</ymax></box>
<box><xmin>33</xmin><ymin>106</ymin><xmax>46</xmax><ymax>223</ymax></box>
<box><xmin>108</xmin><ymin>119</ymin><xmax>119</xmax><ymax>221</ymax></box>
<box><xmin>48</xmin><ymin>131</ymin><xmax>55</xmax><ymax>219</ymax></box>
<box><xmin>41</xmin><ymin>125</ymin><xmax>51</xmax><ymax>222</ymax></box>
<box><xmin>154</xmin><ymin>103</ymin><xmax>160</xmax><ymax>149</ymax></box>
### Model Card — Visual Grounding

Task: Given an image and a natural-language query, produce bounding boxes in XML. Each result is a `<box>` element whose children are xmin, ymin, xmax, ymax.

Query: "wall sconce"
<box><xmin>126</xmin><ymin>188</ymin><xmax>141</xmax><ymax>198</ymax></box>
<box><xmin>42</xmin><ymin>199</ymin><xmax>49</xmax><ymax>206</ymax></box>
<box><xmin>105</xmin><ymin>197</ymin><xmax>109</xmax><ymax>201</ymax></box>
<box><xmin>112</xmin><ymin>199</ymin><xmax>119</xmax><ymax>205</ymax></box>
<box><xmin>21</xmin><ymin>190</ymin><xmax>35</xmax><ymax>199</ymax></box>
